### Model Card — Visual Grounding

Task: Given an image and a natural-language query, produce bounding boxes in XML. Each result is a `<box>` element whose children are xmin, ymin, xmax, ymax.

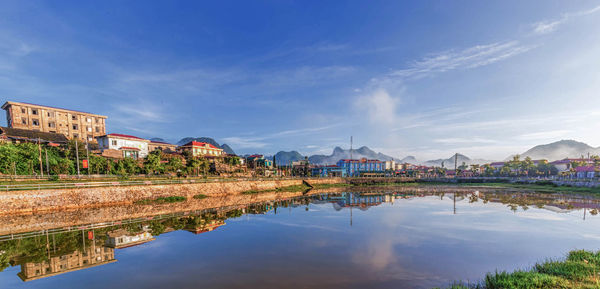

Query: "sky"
<box><xmin>0</xmin><ymin>1</ymin><xmax>599</xmax><ymax>160</ymax></box>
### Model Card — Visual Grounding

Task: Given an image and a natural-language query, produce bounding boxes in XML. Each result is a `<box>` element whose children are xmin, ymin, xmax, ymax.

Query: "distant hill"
<box><xmin>274</xmin><ymin>151</ymin><xmax>305</xmax><ymax>165</ymax></box>
<box><xmin>513</xmin><ymin>140</ymin><xmax>599</xmax><ymax>161</ymax></box>
<box><xmin>176</xmin><ymin>137</ymin><xmax>236</xmax><ymax>155</ymax></box>
<box><xmin>399</xmin><ymin>156</ymin><xmax>417</xmax><ymax>163</ymax></box>
<box><xmin>308</xmin><ymin>146</ymin><xmax>395</xmax><ymax>165</ymax></box>
<box><xmin>423</xmin><ymin>153</ymin><xmax>471</xmax><ymax>167</ymax></box>
<box><xmin>150</xmin><ymin>137</ymin><xmax>167</xmax><ymax>143</ymax></box>
<box><xmin>221</xmin><ymin>144</ymin><xmax>235</xmax><ymax>155</ymax></box>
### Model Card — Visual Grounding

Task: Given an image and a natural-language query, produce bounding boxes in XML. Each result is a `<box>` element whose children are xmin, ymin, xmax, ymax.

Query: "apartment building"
<box><xmin>1</xmin><ymin>101</ymin><xmax>107</xmax><ymax>143</ymax></box>
<box><xmin>96</xmin><ymin>133</ymin><xmax>150</xmax><ymax>159</ymax></box>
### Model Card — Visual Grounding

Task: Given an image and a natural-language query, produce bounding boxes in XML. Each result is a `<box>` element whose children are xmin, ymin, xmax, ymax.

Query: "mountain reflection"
<box><xmin>2</xmin><ymin>189</ymin><xmax>600</xmax><ymax>283</ymax></box>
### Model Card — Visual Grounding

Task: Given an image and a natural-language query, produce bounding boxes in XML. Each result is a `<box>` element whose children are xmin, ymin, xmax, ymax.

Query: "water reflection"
<box><xmin>2</xmin><ymin>189</ymin><xmax>600</xmax><ymax>288</ymax></box>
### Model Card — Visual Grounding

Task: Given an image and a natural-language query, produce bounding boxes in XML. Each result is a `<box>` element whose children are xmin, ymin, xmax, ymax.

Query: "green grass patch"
<box><xmin>440</xmin><ymin>249</ymin><xmax>600</xmax><ymax>289</ymax></box>
<box><xmin>135</xmin><ymin>196</ymin><xmax>186</xmax><ymax>204</ymax></box>
<box><xmin>193</xmin><ymin>194</ymin><xmax>208</xmax><ymax>199</ymax></box>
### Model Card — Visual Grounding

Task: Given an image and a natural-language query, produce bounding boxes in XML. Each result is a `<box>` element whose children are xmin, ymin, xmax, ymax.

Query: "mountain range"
<box><xmin>511</xmin><ymin>140</ymin><xmax>599</xmax><ymax>161</ymax></box>
<box><xmin>308</xmin><ymin>146</ymin><xmax>395</xmax><ymax>165</ymax></box>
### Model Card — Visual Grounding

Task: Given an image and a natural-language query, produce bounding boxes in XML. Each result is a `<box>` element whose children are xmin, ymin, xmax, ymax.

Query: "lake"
<box><xmin>2</xmin><ymin>188</ymin><xmax>600</xmax><ymax>288</ymax></box>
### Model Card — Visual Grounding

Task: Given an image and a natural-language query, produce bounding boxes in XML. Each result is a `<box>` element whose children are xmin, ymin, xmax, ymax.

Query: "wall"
<box><xmin>0</xmin><ymin>178</ymin><xmax>343</xmax><ymax>216</ymax></box>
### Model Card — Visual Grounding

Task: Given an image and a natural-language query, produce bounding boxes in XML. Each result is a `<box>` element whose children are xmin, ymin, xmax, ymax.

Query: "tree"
<box><xmin>144</xmin><ymin>150</ymin><xmax>164</xmax><ymax>175</ymax></box>
<box><xmin>165</xmin><ymin>155</ymin><xmax>185</xmax><ymax>174</ymax></box>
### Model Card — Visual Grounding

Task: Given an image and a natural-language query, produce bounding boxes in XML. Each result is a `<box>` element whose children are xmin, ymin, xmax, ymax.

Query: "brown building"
<box><xmin>2</xmin><ymin>101</ymin><xmax>107</xmax><ymax>143</ymax></box>
<box><xmin>17</xmin><ymin>246</ymin><xmax>116</xmax><ymax>282</ymax></box>
<box><xmin>148</xmin><ymin>140</ymin><xmax>178</xmax><ymax>153</ymax></box>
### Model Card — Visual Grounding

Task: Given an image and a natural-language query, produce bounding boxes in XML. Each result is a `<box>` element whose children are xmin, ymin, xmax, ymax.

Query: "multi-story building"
<box><xmin>105</xmin><ymin>229</ymin><xmax>155</xmax><ymax>249</ymax></box>
<box><xmin>17</xmin><ymin>246</ymin><xmax>116</xmax><ymax>282</ymax></box>
<box><xmin>96</xmin><ymin>133</ymin><xmax>150</xmax><ymax>159</ymax></box>
<box><xmin>337</xmin><ymin>158</ymin><xmax>384</xmax><ymax>177</ymax></box>
<box><xmin>2</xmin><ymin>101</ymin><xmax>107</xmax><ymax>143</ymax></box>
<box><xmin>179</xmin><ymin>141</ymin><xmax>225</xmax><ymax>157</ymax></box>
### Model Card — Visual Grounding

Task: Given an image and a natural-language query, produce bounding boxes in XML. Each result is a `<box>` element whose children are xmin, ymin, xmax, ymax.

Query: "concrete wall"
<box><xmin>0</xmin><ymin>178</ymin><xmax>343</xmax><ymax>216</ymax></box>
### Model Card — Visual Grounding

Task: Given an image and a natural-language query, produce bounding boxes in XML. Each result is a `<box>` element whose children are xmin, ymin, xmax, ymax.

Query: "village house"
<box><xmin>105</xmin><ymin>229</ymin><xmax>155</xmax><ymax>249</ymax></box>
<box><xmin>0</xmin><ymin>126</ymin><xmax>68</xmax><ymax>146</ymax></box>
<box><xmin>148</xmin><ymin>140</ymin><xmax>178</xmax><ymax>153</ymax></box>
<box><xmin>575</xmin><ymin>166</ymin><xmax>597</xmax><ymax>179</ymax></box>
<box><xmin>550</xmin><ymin>159</ymin><xmax>595</xmax><ymax>173</ymax></box>
<box><xmin>178</xmin><ymin>141</ymin><xmax>225</xmax><ymax>157</ymax></box>
<box><xmin>2</xmin><ymin>101</ymin><xmax>107</xmax><ymax>143</ymax></box>
<box><xmin>96</xmin><ymin>133</ymin><xmax>150</xmax><ymax>159</ymax></box>
<box><xmin>246</xmin><ymin>154</ymin><xmax>273</xmax><ymax>168</ymax></box>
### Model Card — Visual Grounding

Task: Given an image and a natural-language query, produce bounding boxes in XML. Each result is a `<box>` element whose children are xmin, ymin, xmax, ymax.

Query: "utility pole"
<box><xmin>454</xmin><ymin>152</ymin><xmax>458</xmax><ymax>178</ymax></box>
<box><xmin>75</xmin><ymin>139</ymin><xmax>81</xmax><ymax>177</ymax></box>
<box><xmin>45</xmin><ymin>148</ymin><xmax>49</xmax><ymax>175</ymax></box>
<box><xmin>38</xmin><ymin>138</ymin><xmax>43</xmax><ymax>177</ymax></box>
<box><xmin>86</xmin><ymin>139</ymin><xmax>90</xmax><ymax>176</ymax></box>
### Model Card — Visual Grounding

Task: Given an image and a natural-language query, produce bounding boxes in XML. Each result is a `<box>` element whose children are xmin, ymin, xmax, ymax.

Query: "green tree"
<box><xmin>144</xmin><ymin>150</ymin><xmax>164</xmax><ymax>174</ymax></box>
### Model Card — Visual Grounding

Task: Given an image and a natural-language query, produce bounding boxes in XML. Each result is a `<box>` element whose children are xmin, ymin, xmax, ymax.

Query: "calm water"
<box><xmin>2</xmin><ymin>189</ymin><xmax>600</xmax><ymax>289</ymax></box>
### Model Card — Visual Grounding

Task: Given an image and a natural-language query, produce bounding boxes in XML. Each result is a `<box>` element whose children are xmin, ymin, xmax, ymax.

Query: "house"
<box><xmin>105</xmin><ymin>229</ymin><xmax>155</xmax><ymax>249</ymax></box>
<box><xmin>383</xmin><ymin>160</ymin><xmax>396</xmax><ymax>171</ymax></box>
<box><xmin>148</xmin><ymin>140</ymin><xmax>178</xmax><ymax>153</ymax></box>
<box><xmin>311</xmin><ymin>165</ymin><xmax>346</xmax><ymax>177</ymax></box>
<box><xmin>96</xmin><ymin>133</ymin><xmax>150</xmax><ymax>159</ymax></box>
<box><xmin>489</xmin><ymin>162</ymin><xmax>505</xmax><ymax>171</ymax></box>
<box><xmin>337</xmin><ymin>158</ymin><xmax>384</xmax><ymax>177</ymax></box>
<box><xmin>575</xmin><ymin>166</ymin><xmax>597</xmax><ymax>179</ymax></box>
<box><xmin>550</xmin><ymin>159</ymin><xmax>594</xmax><ymax>172</ymax></box>
<box><xmin>186</xmin><ymin>220</ymin><xmax>225</xmax><ymax>234</ymax></box>
<box><xmin>246</xmin><ymin>154</ymin><xmax>273</xmax><ymax>168</ymax></box>
<box><xmin>0</xmin><ymin>126</ymin><xmax>68</xmax><ymax>145</ymax></box>
<box><xmin>178</xmin><ymin>141</ymin><xmax>225</xmax><ymax>157</ymax></box>
<box><xmin>2</xmin><ymin>101</ymin><xmax>107</xmax><ymax>143</ymax></box>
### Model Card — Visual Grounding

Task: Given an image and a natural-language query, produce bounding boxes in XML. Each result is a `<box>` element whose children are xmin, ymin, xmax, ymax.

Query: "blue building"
<box><xmin>336</xmin><ymin>158</ymin><xmax>385</xmax><ymax>177</ymax></box>
<box><xmin>311</xmin><ymin>165</ymin><xmax>347</xmax><ymax>177</ymax></box>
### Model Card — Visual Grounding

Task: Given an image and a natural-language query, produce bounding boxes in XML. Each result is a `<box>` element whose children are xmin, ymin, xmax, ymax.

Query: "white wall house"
<box><xmin>96</xmin><ymin>133</ymin><xmax>150</xmax><ymax>159</ymax></box>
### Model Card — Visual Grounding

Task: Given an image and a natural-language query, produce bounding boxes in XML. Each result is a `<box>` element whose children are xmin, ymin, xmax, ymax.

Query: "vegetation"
<box><xmin>241</xmin><ymin>183</ymin><xmax>312</xmax><ymax>194</ymax></box>
<box><xmin>135</xmin><ymin>196</ymin><xmax>187</xmax><ymax>204</ymax></box>
<box><xmin>438</xmin><ymin>250</ymin><xmax>600</xmax><ymax>289</ymax></box>
<box><xmin>193</xmin><ymin>194</ymin><xmax>208</xmax><ymax>199</ymax></box>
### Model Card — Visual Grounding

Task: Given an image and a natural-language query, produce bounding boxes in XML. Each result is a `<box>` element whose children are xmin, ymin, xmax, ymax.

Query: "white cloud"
<box><xmin>388</xmin><ymin>41</ymin><xmax>534</xmax><ymax>80</ymax></box>
<box><xmin>532</xmin><ymin>5</ymin><xmax>600</xmax><ymax>35</ymax></box>
<box><xmin>517</xmin><ymin>130</ymin><xmax>571</xmax><ymax>141</ymax></box>
<box><xmin>355</xmin><ymin>89</ymin><xmax>400</xmax><ymax>124</ymax></box>
<box><xmin>220</xmin><ymin>136</ymin><xmax>269</xmax><ymax>149</ymax></box>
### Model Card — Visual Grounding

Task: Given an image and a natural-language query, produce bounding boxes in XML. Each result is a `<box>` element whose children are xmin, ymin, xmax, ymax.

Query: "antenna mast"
<box><xmin>350</xmin><ymin>136</ymin><xmax>353</xmax><ymax>160</ymax></box>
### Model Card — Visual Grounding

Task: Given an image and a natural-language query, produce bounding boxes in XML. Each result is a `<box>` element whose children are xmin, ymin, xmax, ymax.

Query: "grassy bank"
<box><xmin>241</xmin><ymin>183</ymin><xmax>313</xmax><ymax>194</ymax></box>
<box><xmin>135</xmin><ymin>196</ymin><xmax>186</xmax><ymax>204</ymax></box>
<box><xmin>438</xmin><ymin>250</ymin><xmax>600</xmax><ymax>289</ymax></box>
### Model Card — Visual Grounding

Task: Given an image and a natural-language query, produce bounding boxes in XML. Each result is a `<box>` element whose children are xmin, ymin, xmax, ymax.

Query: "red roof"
<box><xmin>490</xmin><ymin>162</ymin><xmax>505</xmax><ymax>166</ymax></box>
<box><xmin>120</xmin><ymin>147</ymin><xmax>140</xmax><ymax>151</ymax></box>
<box><xmin>182</xmin><ymin>141</ymin><xmax>220</xmax><ymax>149</ymax></box>
<box><xmin>107</xmin><ymin>133</ymin><xmax>146</xmax><ymax>140</ymax></box>
<box><xmin>576</xmin><ymin>166</ymin><xmax>596</xmax><ymax>172</ymax></box>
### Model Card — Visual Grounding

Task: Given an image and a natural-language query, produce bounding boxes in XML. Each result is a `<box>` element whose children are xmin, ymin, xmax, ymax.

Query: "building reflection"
<box><xmin>16</xmin><ymin>245</ymin><xmax>116</xmax><ymax>282</ymax></box>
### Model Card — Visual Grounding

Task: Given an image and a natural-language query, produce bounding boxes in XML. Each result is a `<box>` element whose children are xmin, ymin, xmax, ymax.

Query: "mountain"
<box><xmin>423</xmin><ymin>153</ymin><xmax>472</xmax><ymax>167</ymax></box>
<box><xmin>308</xmin><ymin>146</ymin><xmax>395</xmax><ymax>165</ymax></box>
<box><xmin>274</xmin><ymin>151</ymin><xmax>305</xmax><ymax>165</ymax></box>
<box><xmin>176</xmin><ymin>137</ymin><xmax>236</xmax><ymax>155</ymax></box>
<box><xmin>150</xmin><ymin>137</ymin><xmax>167</xmax><ymax>143</ymax></box>
<box><xmin>514</xmin><ymin>140</ymin><xmax>599</xmax><ymax>161</ymax></box>
<box><xmin>221</xmin><ymin>144</ymin><xmax>235</xmax><ymax>155</ymax></box>
<box><xmin>399</xmin><ymin>156</ymin><xmax>417</xmax><ymax>163</ymax></box>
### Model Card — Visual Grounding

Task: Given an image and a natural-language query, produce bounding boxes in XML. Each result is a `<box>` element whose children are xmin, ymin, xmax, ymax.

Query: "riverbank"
<box><xmin>0</xmin><ymin>178</ymin><xmax>343</xmax><ymax>216</ymax></box>
<box><xmin>438</xmin><ymin>249</ymin><xmax>600</xmax><ymax>289</ymax></box>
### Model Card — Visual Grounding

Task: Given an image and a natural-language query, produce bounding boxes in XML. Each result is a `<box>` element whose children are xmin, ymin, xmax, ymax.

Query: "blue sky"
<box><xmin>1</xmin><ymin>1</ymin><xmax>599</xmax><ymax>160</ymax></box>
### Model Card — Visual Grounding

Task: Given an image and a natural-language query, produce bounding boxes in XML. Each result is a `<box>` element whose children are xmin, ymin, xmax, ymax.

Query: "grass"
<box><xmin>437</xmin><ymin>250</ymin><xmax>600</xmax><ymax>289</ymax></box>
<box><xmin>192</xmin><ymin>194</ymin><xmax>208</xmax><ymax>199</ymax></box>
<box><xmin>241</xmin><ymin>183</ymin><xmax>313</xmax><ymax>194</ymax></box>
<box><xmin>135</xmin><ymin>196</ymin><xmax>186</xmax><ymax>204</ymax></box>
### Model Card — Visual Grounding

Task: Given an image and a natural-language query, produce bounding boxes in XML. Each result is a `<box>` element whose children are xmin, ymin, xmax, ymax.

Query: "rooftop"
<box><xmin>2</xmin><ymin>101</ymin><xmax>107</xmax><ymax>117</ymax></box>
<box><xmin>181</xmin><ymin>141</ymin><xmax>220</xmax><ymax>149</ymax></box>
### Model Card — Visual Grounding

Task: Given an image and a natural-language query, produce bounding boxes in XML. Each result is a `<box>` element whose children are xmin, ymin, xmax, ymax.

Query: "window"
<box><xmin>72</xmin><ymin>124</ymin><xmax>78</xmax><ymax>130</ymax></box>
<box><xmin>47</xmin><ymin>111</ymin><xmax>55</xmax><ymax>118</ymax></box>
<box><xmin>31</xmin><ymin>109</ymin><xmax>38</xmax><ymax>115</ymax></box>
<box><xmin>95</xmin><ymin>118</ymin><xmax>100</xmax><ymax>124</ymax></box>
<box><xmin>112</xmin><ymin>140</ymin><xmax>117</xmax><ymax>146</ymax></box>
<box><xmin>95</xmin><ymin>127</ymin><xmax>100</xmax><ymax>133</ymax></box>
<box><xmin>87</xmin><ymin>126</ymin><xmax>92</xmax><ymax>132</ymax></box>
<box><xmin>87</xmin><ymin>117</ymin><xmax>91</xmax><ymax>123</ymax></box>
<box><xmin>32</xmin><ymin>119</ymin><xmax>39</xmax><ymax>126</ymax></box>
<box><xmin>48</xmin><ymin>122</ymin><xmax>56</xmax><ymax>128</ymax></box>
<box><xmin>72</xmin><ymin>115</ymin><xmax>77</xmax><ymax>121</ymax></box>
<box><xmin>73</xmin><ymin>133</ymin><xmax>78</xmax><ymax>138</ymax></box>
<box><xmin>21</xmin><ymin>117</ymin><xmax>27</xmax><ymax>124</ymax></box>
<box><xmin>21</xmin><ymin>108</ymin><xmax>25</xmax><ymax>113</ymax></box>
